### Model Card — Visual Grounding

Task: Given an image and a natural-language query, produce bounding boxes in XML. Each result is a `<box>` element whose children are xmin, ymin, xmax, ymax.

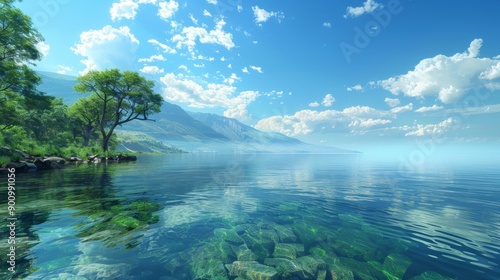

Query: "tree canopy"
<box><xmin>0</xmin><ymin>0</ymin><xmax>48</xmax><ymax>130</ymax></box>
<box><xmin>74</xmin><ymin>69</ymin><xmax>163</xmax><ymax>151</ymax></box>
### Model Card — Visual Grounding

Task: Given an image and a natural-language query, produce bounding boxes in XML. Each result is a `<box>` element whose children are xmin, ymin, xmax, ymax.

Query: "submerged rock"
<box><xmin>382</xmin><ymin>253</ymin><xmax>412</xmax><ymax>280</ymax></box>
<box><xmin>409</xmin><ymin>271</ymin><xmax>454</xmax><ymax>280</ymax></box>
<box><xmin>226</xmin><ymin>261</ymin><xmax>278</xmax><ymax>280</ymax></box>
<box><xmin>190</xmin><ymin>259</ymin><xmax>228</xmax><ymax>280</ymax></box>
<box><xmin>273</xmin><ymin>243</ymin><xmax>305</xmax><ymax>260</ymax></box>
<box><xmin>214</xmin><ymin>228</ymin><xmax>244</xmax><ymax>244</ymax></box>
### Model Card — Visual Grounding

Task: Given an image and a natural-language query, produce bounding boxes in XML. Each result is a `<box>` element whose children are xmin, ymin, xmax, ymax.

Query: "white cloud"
<box><xmin>323</xmin><ymin>22</ymin><xmax>331</xmax><ymax>28</ymax></box>
<box><xmin>252</xmin><ymin>6</ymin><xmax>284</xmax><ymax>24</ymax></box>
<box><xmin>348</xmin><ymin>118</ymin><xmax>392</xmax><ymax>128</ymax></box>
<box><xmin>148</xmin><ymin>39</ymin><xmax>176</xmax><ymax>53</ymax></box>
<box><xmin>36</xmin><ymin>41</ymin><xmax>50</xmax><ymax>57</ymax></box>
<box><xmin>405</xmin><ymin>118</ymin><xmax>455</xmax><ymax>137</ymax></box>
<box><xmin>138</xmin><ymin>54</ymin><xmax>166</xmax><ymax>62</ymax></box>
<box><xmin>172</xmin><ymin>19</ymin><xmax>234</xmax><ymax>54</ymax></box>
<box><xmin>344</xmin><ymin>0</ymin><xmax>382</xmax><ymax>18</ymax></box>
<box><xmin>322</xmin><ymin>94</ymin><xmax>335</xmax><ymax>107</ymax></box>
<box><xmin>255</xmin><ymin>106</ymin><xmax>393</xmax><ymax>136</ymax></box>
<box><xmin>480</xmin><ymin>61</ymin><xmax>500</xmax><ymax>80</ymax></box>
<box><xmin>249</xmin><ymin>65</ymin><xmax>263</xmax><ymax>73</ymax></box>
<box><xmin>110</xmin><ymin>0</ymin><xmax>139</xmax><ymax>21</ymax></box>
<box><xmin>71</xmin><ymin>25</ymin><xmax>139</xmax><ymax>74</ymax></box>
<box><xmin>189</xmin><ymin>13</ymin><xmax>198</xmax><ymax>25</ymax></box>
<box><xmin>237</xmin><ymin>5</ymin><xmax>243</xmax><ymax>12</ymax></box>
<box><xmin>203</xmin><ymin>9</ymin><xmax>212</xmax><ymax>17</ymax></box>
<box><xmin>223</xmin><ymin>73</ymin><xmax>241</xmax><ymax>85</ymax></box>
<box><xmin>384</xmin><ymin>97</ymin><xmax>400</xmax><ymax>108</ymax></box>
<box><xmin>415</xmin><ymin>105</ymin><xmax>444</xmax><ymax>113</ymax></box>
<box><xmin>159</xmin><ymin>72</ymin><xmax>258</xmax><ymax>121</ymax></box>
<box><xmin>309</xmin><ymin>102</ymin><xmax>320</xmax><ymax>108</ymax></box>
<box><xmin>379</xmin><ymin>39</ymin><xmax>500</xmax><ymax>104</ymax></box>
<box><xmin>390</xmin><ymin>103</ymin><xmax>413</xmax><ymax>114</ymax></box>
<box><xmin>140</xmin><ymin>65</ymin><xmax>164</xmax><ymax>74</ymax></box>
<box><xmin>347</xmin><ymin>84</ymin><xmax>363</xmax><ymax>91</ymax></box>
<box><xmin>178</xmin><ymin>65</ymin><xmax>189</xmax><ymax>72</ymax></box>
<box><xmin>56</xmin><ymin>65</ymin><xmax>72</xmax><ymax>75</ymax></box>
<box><xmin>242</xmin><ymin>67</ymin><xmax>249</xmax><ymax>73</ymax></box>
<box><xmin>206</xmin><ymin>0</ymin><xmax>217</xmax><ymax>4</ymax></box>
<box><xmin>158</xmin><ymin>0</ymin><xmax>179</xmax><ymax>21</ymax></box>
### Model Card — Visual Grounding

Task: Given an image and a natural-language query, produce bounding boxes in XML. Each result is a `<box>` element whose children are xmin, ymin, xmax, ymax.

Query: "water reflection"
<box><xmin>0</xmin><ymin>154</ymin><xmax>498</xmax><ymax>279</ymax></box>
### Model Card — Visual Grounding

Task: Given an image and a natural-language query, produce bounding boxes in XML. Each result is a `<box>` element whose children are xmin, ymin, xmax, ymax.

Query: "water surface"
<box><xmin>1</xmin><ymin>153</ymin><xmax>499</xmax><ymax>279</ymax></box>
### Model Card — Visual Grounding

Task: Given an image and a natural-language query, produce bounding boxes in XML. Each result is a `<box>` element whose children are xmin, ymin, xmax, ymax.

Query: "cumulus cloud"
<box><xmin>249</xmin><ymin>65</ymin><xmax>263</xmax><ymax>73</ymax></box>
<box><xmin>140</xmin><ymin>65</ymin><xmax>164</xmax><ymax>74</ymax></box>
<box><xmin>36</xmin><ymin>41</ymin><xmax>50</xmax><ymax>57</ymax></box>
<box><xmin>172</xmin><ymin>19</ymin><xmax>234</xmax><ymax>54</ymax></box>
<box><xmin>71</xmin><ymin>25</ymin><xmax>139</xmax><ymax>74</ymax></box>
<box><xmin>148</xmin><ymin>39</ymin><xmax>176</xmax><ymax>54</ymax></box>
<box><xmin>384</xmin><ymin>97</ymin><xmax>400</xmax><ymax>108</ymax></box>
<box><xmin>322</xmin><ymin>94</ymin><xmax>335</xmax><ymax>107</ymax></box>
<box><xmin>390</xmin><ymin>103</ymin><xmax>413</xmax><ymax>114</ymax></box>
<box><xmin>405</xmin><ymin>118</ymin><xmax>455</xmax><ymax>137</ymax></box>
<box><xmin>415</xmin><ymin>105</ymin><xmax>444</xmax><ymax>113</ymax></box>
<box><xmin>203</xmin><ymin>9</ymin><xmax>212</xmax><ymax>17</ymax></box>
<box><xmin>206</xmin><ymin>0</ymin><xmax>217</xmax><ymax>4</ymax></box>
<box><xmin>110</xmin><ymin>0</ymin><xmax>139</xmax><ymax>21</ymax></box>
<box><xmin>56</xmin><ymin>65</ymin><xmax>72</xmax><ymax>75</ymax></box>
<box><xmin>254</xmin><ymin>106</ymin><xmax>393</xmax><ymax>136</ymax></box>
<box><xmin>378</xmin><ymin>39</ymin><xmax>500</xmax><ymax>103</ymax></box>
<box><xmin>344</xmin><ymin>0</ymin><xmax>382</xmax><ymax>18</ymax></box>
<box><xmin>309</xmin><ymin>102</ymin><xmax>320</xmax><ymax>108</ymax></box>
<box><xmin>159</xmin><ymin>72</ymin><xmax>258</xmax><ymax>121</ymax></box>
<box><xmin>242</xmin><ymin>67</ymin><xmax>249</xmax><ymax>73</ymax></box>
<box><xmin>252</xmin><ymin>6</ymin><xmax>284</xmax><ymax>24</ymax></box>
<box><xmin>138</xmin><ymin>54</ymin><xmax>166</xmax><ymax>62</ymax></box>
<box><xmin>323</xmin><ymin>22</ymin><xmax>331</xmax><ymax>28</ymax></box>
<box><xmin>347</xmin><ymin>84</ymin><xmax>363</xmax><ymax>91</ymax></box>
<box><xmin>158</xmin><ymin>0</ymin><xmax>179</xmax><ymax>21</ymax></box>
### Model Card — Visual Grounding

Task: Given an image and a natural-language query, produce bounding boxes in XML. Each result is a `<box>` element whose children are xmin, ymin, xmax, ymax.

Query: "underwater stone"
<box><xmin>74</xmin><ymin>263</ymin><xmax>132</xmax><ymax>279</ymax></box>
<box><xmin>162</xmin><ymin>254</ymin><xmax>184</xmax><ymax>274</ymax></box>
<box><xmin>291</xmin><ymin>255</ymin><xmax>327</xmax><ymax>279</ymax></box>
<box><xmin>226</xmin><ymin>261</ymin><xmax>278</xmax><ymax>280</ymax></box>
<box><xmin>317</xmin><ymin>269</ymin><xmax>327</xmax><ymax>280</ymax></box>
<box><xmin>291</xmin><ymin>221</ymin><xmax>328</xmax><ymax>247</ymax></box>
<box><xmin>273</xmin><ymin>224</ymin><xmax>297</xmax><ymax>243</ymax></box>
<box><xmin>190</xmin><ymin>259</ymin><xmax>229</xmax><ymax>280</ymax></box>
<box><xmin>232</xmin><ymin>244</ymin><xmax>259</xmax><ymax>261</ymax></box>
<box><xmin>329</xmin><ymin>264</ymin><xmax>354</xmax><ymax>280</ymax></box>
<box><xmin>329</xmin><ymin>228</ymin><xmax>378</xmax><ymax>261</ymax></box>
<box><xmin>382</xmin><ymin>253</ymin><xmax>412</xmax><ymax>280</ymax></box>
<box><xmin>214</xmin><ymin>228</ymin><xmax>245</xmax><ymax>244</ymax></box>
<box><xmin>338</xmin><ymin>257</ymin><xmax>387</xmax><ymax>280</ymax></box>
<box><xmin>273</xmin><ymin>243</ymin><xmax>305</xmax><ymax>260</ymax></box>
<box><xmin>409</xmin><ymin>271</ymin><xmax>454</xmax><ymax>280</ymax></box>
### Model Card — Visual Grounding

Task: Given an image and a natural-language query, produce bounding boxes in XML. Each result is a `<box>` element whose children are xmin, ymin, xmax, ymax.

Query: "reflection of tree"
<box><xmin>0</xmin><ymin>162</ymin><xmax>162</xmax><ymax>279</ymax></box>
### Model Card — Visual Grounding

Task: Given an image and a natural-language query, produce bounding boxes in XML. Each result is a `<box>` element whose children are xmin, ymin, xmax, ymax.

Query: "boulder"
<box><xmin>5</xmin><ymin>162</ymin><xmax>29</xmax><ymax>173</ymax></box>
<box><xmin>226</xmin><ymin>261</ymin><xmax>278</xmax><ymax>280</ymax></box>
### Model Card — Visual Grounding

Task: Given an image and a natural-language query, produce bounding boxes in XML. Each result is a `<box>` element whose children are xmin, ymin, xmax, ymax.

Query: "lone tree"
<box><xmin>74</xmin><ymin>69</ymin><xmax>163</xmax><ymax>151</ymax></box>
<box><xmin>0</xmin><ymin>0</ymin><xmax>48</xmax><ymax>130</ymax></box>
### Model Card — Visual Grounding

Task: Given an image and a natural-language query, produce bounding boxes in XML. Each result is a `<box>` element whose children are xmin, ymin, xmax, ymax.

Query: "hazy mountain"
<box><xmin>35</xmin><ymin>71</ymin><xmax>358</xmax><ymax>153</ymax></box>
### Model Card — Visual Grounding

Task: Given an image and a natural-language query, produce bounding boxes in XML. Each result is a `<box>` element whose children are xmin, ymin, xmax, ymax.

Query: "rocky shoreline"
<box><xmin>0</xmin><ymin>146</ymin><xmax>137</xmax><ymax>174</ymax></box>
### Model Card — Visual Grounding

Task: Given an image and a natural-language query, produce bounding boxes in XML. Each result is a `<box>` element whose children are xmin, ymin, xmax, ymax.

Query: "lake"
<box><xmin>1</xmin><ymin>153</ymin><xmax>499</xmax><ymax>279</ymax></box>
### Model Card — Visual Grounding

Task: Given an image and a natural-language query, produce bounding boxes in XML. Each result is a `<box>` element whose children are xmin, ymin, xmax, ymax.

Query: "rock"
<box><xmin>191</xmin><ymin>259</ymin><xmax>229</xmax><ymax>280</ymax></box>
<box><xmin>214</xmin><ymin>228</ymin><xmax>244</xmax><ymax>244</ymax></box>
<box><xmin>121</xmin><ymin>155</ymin><xmax>137</xmax><ymax>161</ymax></box>
<box><xmin>5</xmin><ymin>162</ymin><xmax>29</xmax><ymax>173</ymax></box>
<box><xmin>409</xmin><ymin>271</ymin><xmax>454</xmax><ymax>280</ymax></box>
<box><xmin>329</xmin><ymin>265</ymin><xmax>354</xmax><ymax>280</ymax></box>
<box><xmin>226</xmin><ymin>261</ymin><xmax>278</xmax><ymax>280</ymax></box>
<box><xmin>67</xmin><ymin>156</ymin><xmax>84</xmax><ymax>162</ymax></box>
<box><xmin>26</xmin><ymin>162</ymin><xmax>37</xmax><ymax>172</ymax></box>
<box><xmin>338</xmin><ymin>257</ymin><xmax>386</xmax><ymax>280</ymax></box>
<box><xmin>273</xmin><ymin>243</ymin><xmax>305</xmax><ymax>260</ymax></box>
<box><xmin>382</xmin><ymin>253</ymin><xmax>412</xmax><ymax>280</ymax></box>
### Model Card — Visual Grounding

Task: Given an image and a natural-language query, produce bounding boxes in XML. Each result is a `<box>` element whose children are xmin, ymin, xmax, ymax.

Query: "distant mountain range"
<box><xmin>36</xmin><ymin>71</ymin><xmax>357</xmax><ymax>153</ymax></box>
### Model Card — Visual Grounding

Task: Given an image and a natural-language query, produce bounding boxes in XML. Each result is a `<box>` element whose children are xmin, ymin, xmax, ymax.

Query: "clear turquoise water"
<box><xmin>1</xmin><ymin>153</ymin><xmax>499</xmax><ymax>279</ymax></box>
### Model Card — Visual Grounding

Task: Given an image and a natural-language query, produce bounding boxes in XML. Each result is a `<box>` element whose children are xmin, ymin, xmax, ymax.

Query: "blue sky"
<box><xmin>16</xmin><ymin>0</ymin><xmax>500</xmax><ymax>153</ymax></box>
